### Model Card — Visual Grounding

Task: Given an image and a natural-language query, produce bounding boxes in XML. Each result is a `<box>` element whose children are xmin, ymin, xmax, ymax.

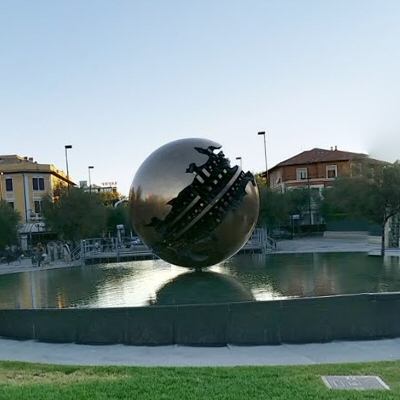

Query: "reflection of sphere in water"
<box><xmin>151</xmin><ymin>271</ymin><xmax>254</xmax><ymax>306</ymax></box>
<box><xmin>129</xmin><ymin>138</ymin><xmax>259</xmax><ymax>269</ymax></box>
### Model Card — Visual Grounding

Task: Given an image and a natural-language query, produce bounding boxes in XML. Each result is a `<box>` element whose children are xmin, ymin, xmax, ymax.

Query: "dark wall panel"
<box><xmin>1</xmin><ymin>293</ymin><xmax>400</xmax><ymax>346</ymax></box>
<box><xmin>125</xmin><ymin>307</ymin><xmax>176</xmax><ymax>345</ymax></box>
<box><xmin>229</xmin><ymin>301</ymin><xmax>281</xmax><ymax>345</ymax></box>
<box><xmin>175</xmin><ymin>304</ymin><xmax>229</xmax><ymax>346</ymax></box>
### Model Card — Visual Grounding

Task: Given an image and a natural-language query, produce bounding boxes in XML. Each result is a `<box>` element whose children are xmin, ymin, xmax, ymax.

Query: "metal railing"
<box><xmin>75</xmin><ymin>228</ymin><xmax>272</xmax><ymax>265</ymax></box>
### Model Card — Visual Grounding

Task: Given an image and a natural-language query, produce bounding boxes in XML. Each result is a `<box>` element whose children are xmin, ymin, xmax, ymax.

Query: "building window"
<box><xmin>326</xmin><ymin>165</ymin><xmax>337</xmax><ymax>179</ymax></box>
<box><xmin>32</xmin><ymin>177</ymin><xmax>45</xmax><ymax>191</ymax></box>
<box><xmin>297</xmin><ymin>168</ymin><xmax>308</xmax><ymax>180</ymax></box>
<box><xmin>275</xmin><ymin>170</ymin><xmax>282</xmax><ymax>184</ymax></box>
<box><xmin>7</xmin><ymin>202</ymin><xmax>14</xmax><ymax>209</ymax></box>
<box><xmin>5</xmin><ymin>178</ymin><xmax>13</xmax><ymax>192</ymax></box>
<box><xmin>34</xmin><ymin>200</ymin><xmax>42</xmax><ymax>214</ymax></box>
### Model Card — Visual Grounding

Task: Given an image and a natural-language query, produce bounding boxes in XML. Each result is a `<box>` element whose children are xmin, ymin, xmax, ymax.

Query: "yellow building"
<box><xmin>0</xmin><ymin>155</ymin><xmax>74</xmax><ymax>248</ymax></box>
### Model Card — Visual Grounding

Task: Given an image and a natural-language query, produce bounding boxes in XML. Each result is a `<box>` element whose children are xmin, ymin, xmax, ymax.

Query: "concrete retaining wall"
<box><xmin>1</xmin><ymin>293</ymin><xmax>400</xmax><ymax>346</ymax></box>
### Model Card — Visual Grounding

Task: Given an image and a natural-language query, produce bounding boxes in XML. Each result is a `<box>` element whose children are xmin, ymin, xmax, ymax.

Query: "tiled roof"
<box><xmin>273</xmin><ymin>148</ymin><xmax>368</xmax><ymax>169</ymax></box>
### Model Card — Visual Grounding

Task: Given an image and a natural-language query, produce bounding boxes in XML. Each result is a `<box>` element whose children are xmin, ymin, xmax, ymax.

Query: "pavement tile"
<box><xmin>2</xmin><ymin>338</ymin><xmax>400</xmax><ymax>366</ymax></box>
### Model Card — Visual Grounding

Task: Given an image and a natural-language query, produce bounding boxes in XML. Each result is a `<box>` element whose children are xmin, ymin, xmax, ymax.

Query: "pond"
<box><xmin>1</xmin><ymin>252</ymin><xmax>400</xmax><ymax>309</ymax></box>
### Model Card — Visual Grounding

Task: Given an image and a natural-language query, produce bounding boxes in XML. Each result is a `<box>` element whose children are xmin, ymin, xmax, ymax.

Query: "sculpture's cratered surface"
<box><xmin>129</xmin><ymin>138</ymin><xmax>259</xmax><ymax>269</ymax></box>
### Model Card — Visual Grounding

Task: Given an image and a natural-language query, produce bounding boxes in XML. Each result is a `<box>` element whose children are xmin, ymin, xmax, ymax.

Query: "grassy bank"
<box><xmin>0</xmin><ymin>360</ymin><xmax>400</xmax><ymax>399</ymax></box>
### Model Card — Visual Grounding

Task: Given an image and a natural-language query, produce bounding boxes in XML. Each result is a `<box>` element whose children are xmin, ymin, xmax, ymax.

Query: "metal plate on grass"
<box><xmin>322</xmin><ymin>376</ymin><xmax>390</xmax><ymax>390</ymax></box>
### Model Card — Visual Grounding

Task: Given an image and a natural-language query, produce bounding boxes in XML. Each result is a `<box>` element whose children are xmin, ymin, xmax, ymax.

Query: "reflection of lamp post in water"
<box><xmin>88</xmin><ymin>166</ymin><xmax>94</xmax><ymax>193</ymax></box>
<box><xmin>30</xmin><ymin>271</ymin><xmax>37</xmax><ymax>309</ymax></box>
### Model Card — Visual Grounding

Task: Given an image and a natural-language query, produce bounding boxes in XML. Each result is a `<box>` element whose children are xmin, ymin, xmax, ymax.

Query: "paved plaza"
<box><xmin>0</xmin><ymin>255</ymin><xmax>78</xmax><ymax>276</ymax></box>
<box><xmin>1</xmin><ymin>236</ymin><xmax>400</xmax><ymax>366</ymax></box>
<box><xmin>276</xmin><ymin>236</ymin><xmax>400</xmax><ymax>256</ymax></box>
<box><xmin>1</xmin><ymin>336</ymin><xmax>400</xmax><ymax>367</ymax></box>
<box><xmin>276</xmin><ymin>237</ymin><xmax>374</xmax><ymax>253</ymax></box>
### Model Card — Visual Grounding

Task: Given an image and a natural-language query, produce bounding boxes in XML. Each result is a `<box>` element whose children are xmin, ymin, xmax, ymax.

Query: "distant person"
<box><xmin>63</xmin><ymin>242</ymin><xmax>71</xmax><ymax>263</ymax></box>
<box><xmin>4</xmin><ymin>245</ymin><xmax>12</xmax><ymax>265</ymax></box>
<box><xmin>35</xmin><ymin>243</ymin><xmax>45</xmax><ymax>267</ymax></box>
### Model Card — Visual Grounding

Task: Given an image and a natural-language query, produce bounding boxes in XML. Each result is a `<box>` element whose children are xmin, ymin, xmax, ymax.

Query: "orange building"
<box><xmin>267</xmin><ymin>147</ymin><xmax>384</xmax><ymax>224</ymax></box>
<box><xmin>0</xmin><ymin>155</ymin><xmax>73</xmax><ymax>248</ymax></box>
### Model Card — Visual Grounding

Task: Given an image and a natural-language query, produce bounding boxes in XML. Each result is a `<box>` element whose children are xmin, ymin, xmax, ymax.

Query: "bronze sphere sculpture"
<box><xmin>129</xmin><ymin>138</ymin><xmax>259</xmax><ymax>269</ymax></box>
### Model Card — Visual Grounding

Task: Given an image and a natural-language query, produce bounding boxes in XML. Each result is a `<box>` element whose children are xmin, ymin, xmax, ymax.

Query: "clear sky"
<box><xmin>2</xmin><ymin>0</ymin><xmax>400</xmax><ymax>196</ymax></box>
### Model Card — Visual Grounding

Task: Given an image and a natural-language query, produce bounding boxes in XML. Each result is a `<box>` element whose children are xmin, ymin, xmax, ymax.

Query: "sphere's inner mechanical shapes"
<box><xmin>130</xmin><ymin>138</ymin><xmax>259</xmax><ymax>269</ymax></box>
<box><xmin>146</xmin><ymin>145</ymin><xmax>255</xmax><ymax>252</ymax></box>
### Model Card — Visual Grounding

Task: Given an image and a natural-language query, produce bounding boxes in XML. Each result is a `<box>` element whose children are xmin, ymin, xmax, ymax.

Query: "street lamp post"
<box><xmin>257</xmin><ymin>131</ymin><xmax>268</xmax><ymax>184</ymax></box>
<box><xmin>65</xmin><ymin>145</ymin><xmax>72</xmax><ymax>190</ymax></box>
<box><xmin>0</xmin><ymin>172</ymin><xmax>3</xmax><ymax>201</ymax></box>
<box><xmin>88</xmin><ymin>166</ymin><xmax>94</xmax><ymax>194</ymax></box>
<box><xmin>236</xmin><ymin>157</ymin><xmax>242</xmax><ymax>169</ymax></box>
<box><xmin>307</xmin><ymin>164</ymin><xmax>312</xmax><ymax>225</ymax></box>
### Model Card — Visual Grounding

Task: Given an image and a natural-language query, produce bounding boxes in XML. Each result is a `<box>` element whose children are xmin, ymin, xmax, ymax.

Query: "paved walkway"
<box><xmin>0</xmin><ymin>257</ymin><xmax>77</xmax><ymax>276</ymax></box>
<box><xmin>1</xmin><ymin>337</ymin><xmax>400</xmax><ymax>367</ymax></box>
<box><xmin>276</xmin><ymin>237</ymin><xmax>374</xmax><ymax>253</ymax></box>
<box><xmin>275</xmin><ymin>236</ymin><xmax>400</xmax><ymax>257</ymax></box>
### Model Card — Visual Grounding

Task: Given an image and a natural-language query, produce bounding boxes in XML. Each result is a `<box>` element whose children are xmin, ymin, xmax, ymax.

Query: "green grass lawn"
<box><xmin>0</xmin><ymin>360</ymin><xmax>400</xmax><ymax>399</ymax></box>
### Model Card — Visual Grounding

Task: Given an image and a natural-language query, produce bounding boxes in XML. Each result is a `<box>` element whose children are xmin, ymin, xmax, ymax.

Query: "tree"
<box><xmin>321</xmin><ymin>163</ymin><xmax>400</xmax><ymax>256</ymax></box>
<box><xmin>254</xmin><ymin>172</ymin><xmax>267</xmax><ymax>187</ymax></box>
<box><xmin>0</xmin><ymin>201</ymin><xmax>21</xmax><ymax>249</ymax></box>
<box><xmin>321</xmin><ymin>177</ymin><xmax>377</xmax><ymax>222</ymax></box>
<box><xmin>105</xmin><ymin>203</ymin><xmax>132</xmax><ymax>235</ymax></box>
<box><xmin>257</xmin><ymin>185</ymin><xmax>291</xmax><ymax>229</ymax></box>
<box><xmin>41</xmin><ymin>187</ymin><xmax>107</xmax><ymax>246</ymax></box>
<box><xmin>258</xmin><ymin>184</ymin><xmax>323</xmax><ymax>230</ymax></box>
<box><xmin>372</xmin><ymin>163</ymin><xmax>400</xmax><ymax>256</ymax></box>
<box><xmin>286</xmin><ymin>187</ymin><xmax>312</xmax><ymax>222</ymax></box>
<box><xmin>98</xmin><ymin>189</ymin><xmax>122</xmax><ymax>207</ymax></box>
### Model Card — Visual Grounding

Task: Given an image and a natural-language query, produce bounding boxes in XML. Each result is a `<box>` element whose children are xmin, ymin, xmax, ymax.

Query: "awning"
<box><xmin>18</xmin><ymin>222</ymin><xmax>50</xmax><ymax>234</ymax></box>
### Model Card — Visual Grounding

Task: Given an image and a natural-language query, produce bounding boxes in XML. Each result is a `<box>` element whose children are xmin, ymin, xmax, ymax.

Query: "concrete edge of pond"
<box><xmin>1</xmin><ymin>292</ymin><xmax>400</xmax><ymax>347</ymax></box>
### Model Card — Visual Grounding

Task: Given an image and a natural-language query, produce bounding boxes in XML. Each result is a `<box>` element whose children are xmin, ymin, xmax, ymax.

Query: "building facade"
<box><xmin>0</xmin><ymin>155</ymin><xmax>73</xmax><ymax>247</ymax></box>
<box><xmin>267</xmin><ymin>147</ymin><xmax>384</xmax><ymax>225</ymax></box>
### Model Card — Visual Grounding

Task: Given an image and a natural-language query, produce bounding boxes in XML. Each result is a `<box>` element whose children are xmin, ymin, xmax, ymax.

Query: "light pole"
<box><xmin>236</xmin><ymin>157</ymin><xmax>242</xmax><ymax>169</ymax></box>
<box><xmin>65</xmin><ymin>145</ymin><xmax>72</xmax><ymax>190</ymax></box>
<box><xmin>307</xmin><ymin>164</ymin><xmax>312</xmax><ymax>225</ymax></box>
<box><xmin>0</xmin><ymin>172</ymin><xmax>3</xmax><ymax>201</ymax></box>
<box><xmin>258</xmin><ymin>131</ymin><xmax>268</xmax><ymax>184</ymax></box>
<box><xmin>88</xmin><ymin>166</ymin><xmax>94</xmax><ymax>193</ymax></box>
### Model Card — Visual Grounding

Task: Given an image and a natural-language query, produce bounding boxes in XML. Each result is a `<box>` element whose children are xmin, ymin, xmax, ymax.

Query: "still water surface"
<box><xmin>1</xmin><ymin>252</ymin><xmax>400</xmax><ymax>309</ymax></box>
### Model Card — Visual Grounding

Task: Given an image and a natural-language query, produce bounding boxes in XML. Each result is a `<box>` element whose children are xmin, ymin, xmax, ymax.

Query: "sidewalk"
<box><xmin>1</xmin><ymin>336</ymin><xmax>400</xmax><ymax>366</ymax></box>
<box><xmin>0</xmin><ymin>256</ymin><xmax>78</xmax><ymax>276</ymax></box>
<box><xmin>275</xmin><ymin>236</ymin><xmax>400</xmax><ymax>257</ymax></box>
